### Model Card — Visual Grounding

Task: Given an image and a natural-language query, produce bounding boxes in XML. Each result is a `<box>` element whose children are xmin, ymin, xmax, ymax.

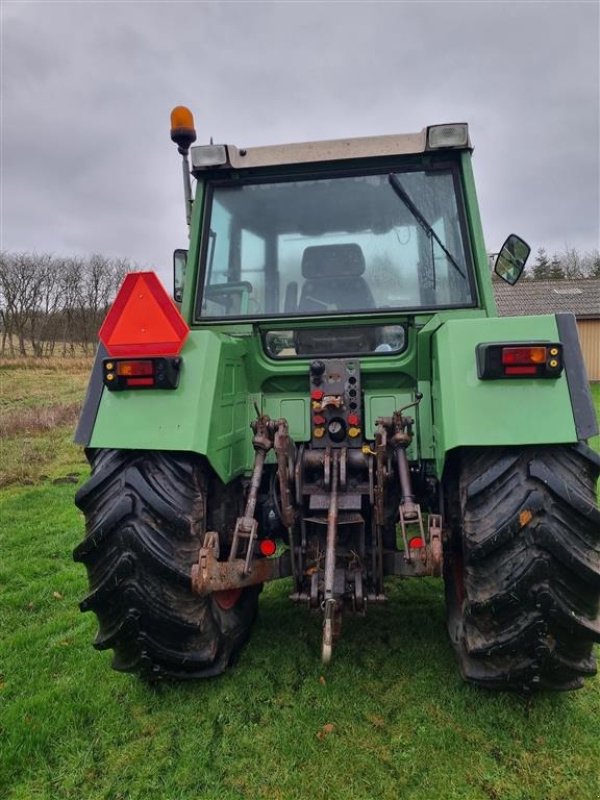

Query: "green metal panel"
<box><xmin>90</xmin><ymin>330</ymin><xmax>254</xmax><ymax>482</ymax></box>
<box><xmin>460</xmin><ymin>152</ymin><xmax>497</xmax><ymax>316</ymax></box>
<box><xmin>416</xmin><ymin>380</ymin><xmax>434</xmax><ymax>459</ymax></box>
<box><xmin>263</xmin><ymin>395</ymin><xmax>310</xmax><ymax>440</ymax></box>
<box><xmin>363</xmin><ymin>389</ymin><xmax>417</xmax><ymax>458</ymax></box>
<box><xmin>179</xmin><ymin>181</ymin><xmax>205</xmax><ymax>324</ymax></box>
<box><xmin>431</xmin><ymin>315</ymin><xmax>577</xmax><ymax>475</ymax></box>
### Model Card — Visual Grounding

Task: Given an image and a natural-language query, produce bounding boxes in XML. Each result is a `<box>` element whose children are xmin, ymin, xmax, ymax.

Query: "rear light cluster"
<box><xmin>103</xmin><ymin>358</ymin><xmax>181</xmax><ymax>391</ymax></box>
<box><xmin>477</xmin><ymin>343</ymin><xmax>563</xmax><ymax>379</ymax></box>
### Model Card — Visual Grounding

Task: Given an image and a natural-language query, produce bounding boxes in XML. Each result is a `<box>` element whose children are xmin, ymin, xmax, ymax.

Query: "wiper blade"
<box><xmin>388</xmin><ymin>173</ymin><xmax>466</xmax><ymax>279</ymax></box>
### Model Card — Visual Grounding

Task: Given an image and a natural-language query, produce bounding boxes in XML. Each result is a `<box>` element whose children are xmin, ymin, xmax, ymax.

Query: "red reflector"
<box><xmin>347</xmin><ymin>413</ymin><xmax>359</xmax><ymax>426</ymax></box>
<box><xmin>125</xmin><ymin>377</ymin><xmax>155</xmax><ymax>387</ymax></box>
<box><xmin>313</xmin><ymin>414</ymin><xmax>326</xmax><ymax>425</ymax></box>
<box><xmin>99</xmin><ymin>272</ymin><xmax>189</xmax><ymax>356</ymax></box>
<box><xmin>259</xmin><ymin>539</ymin><xmax>277</xmax><ymax>557</ymax></box>
<box><xmin>408</xmin><ymin>536</ymin><xmax>425</xmax><ymax>549</ymax></box>
<box><xmin>311</xmin><ymin>389</ymin><xmax>324</xmax><ymax>401</ymax></box>
<box><xmin>116</xmin><ymin>360</ymin><xmax>154</xmax><ymax>377</ymax></box>
<box><xmin>504</xmin><ymin>366</ymin><xmax>537</xmax><ymax>376</ymax></box>
<box><xmin>213</xmin><ymin>589</ymin><xmax>242</xmax><ymax>610</ymax></box>
<box><xmin>502</xmin><ymin>346</ymin><xmax>546</xmax><ymax>365</ymax></box>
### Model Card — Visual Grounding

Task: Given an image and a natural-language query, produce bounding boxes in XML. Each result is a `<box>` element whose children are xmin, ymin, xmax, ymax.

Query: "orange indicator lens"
<box><xmin>116</xmin><ymin>360</ymin><xmax>155</xmax><ymax>377</ymax></box>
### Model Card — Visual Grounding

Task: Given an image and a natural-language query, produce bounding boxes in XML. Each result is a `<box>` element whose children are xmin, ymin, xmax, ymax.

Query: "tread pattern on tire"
<box><xmin>74</xmin><ymin>449</ymin><xmax>259</xmax><ymax>680</ymax></box>
<box><xmin>446</xmin><ymin>443</ymin><xmax>600</xmax><ymax>691</ymax></box>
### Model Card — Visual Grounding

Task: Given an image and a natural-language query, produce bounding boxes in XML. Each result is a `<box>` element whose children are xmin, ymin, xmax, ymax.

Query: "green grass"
<box><xmin>1</xmin><ymin>371</ymin><xmax>599</xmax><ymax>800</ymax></box>
<box><xmin>0</xmin><ymin>358</ymin><xmax>91</xmax><ymax>486</ymax></box>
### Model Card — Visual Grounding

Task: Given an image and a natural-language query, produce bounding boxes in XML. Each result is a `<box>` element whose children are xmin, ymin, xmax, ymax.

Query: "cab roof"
<box><xmin>190</xmin><ymin>123</ymin><xmax>471</xmax><ymax>173</ymax></box>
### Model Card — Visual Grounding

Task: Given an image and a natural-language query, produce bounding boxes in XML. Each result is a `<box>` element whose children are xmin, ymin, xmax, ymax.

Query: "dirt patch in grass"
<box><xmin>0</xmin><ymin>402</ymin><xmax>81</xmax><ymax>438</ymax></box>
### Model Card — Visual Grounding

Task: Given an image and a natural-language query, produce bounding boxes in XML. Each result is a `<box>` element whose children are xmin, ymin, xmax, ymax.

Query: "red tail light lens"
<box><xmin>504</xmin><ymin>366</ymin><xmax>537</xmax><ymax>376</ymax></box>
<box><xmin>125</xmin><ymin>377</ymin><xmax>155</xmax><ymax>387</ymax></box>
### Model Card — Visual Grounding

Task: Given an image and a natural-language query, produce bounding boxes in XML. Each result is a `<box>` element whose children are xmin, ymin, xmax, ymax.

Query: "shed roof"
<box><xmin>494</xmin><ymin>278</ymin><xmax>600</xmax><ymax>320</ymax></box>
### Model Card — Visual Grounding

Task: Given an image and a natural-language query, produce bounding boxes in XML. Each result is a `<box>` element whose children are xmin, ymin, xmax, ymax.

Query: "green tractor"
<box><xmin>74</xmin><ymin>109</ymin><xmax>599</xmax><ymax>691</ymax></box>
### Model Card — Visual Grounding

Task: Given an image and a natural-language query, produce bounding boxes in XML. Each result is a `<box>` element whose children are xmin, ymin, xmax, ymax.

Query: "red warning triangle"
<box><xmin>99</xmin><ymin>272</ymin><xmax>189</xmax><ymax>356</ymax></box>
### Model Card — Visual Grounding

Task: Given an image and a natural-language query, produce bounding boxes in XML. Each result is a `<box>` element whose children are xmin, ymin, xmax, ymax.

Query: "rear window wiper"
<box><xmin>388</xmin><ymin>173</ymin><xmax>467</xmax><ymax>280</ymax></box>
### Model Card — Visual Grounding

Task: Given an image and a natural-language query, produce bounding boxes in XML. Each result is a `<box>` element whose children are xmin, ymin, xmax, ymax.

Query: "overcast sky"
<box><xmin>1</xmin><ymin>0</ymin><xmax>599</xmax><ymax>284</ymax></box>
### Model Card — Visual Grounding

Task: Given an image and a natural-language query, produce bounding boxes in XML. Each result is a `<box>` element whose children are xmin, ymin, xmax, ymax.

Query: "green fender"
<box><xmin>430</xmin><ymin>313</ymin><xmax>591</xmax><ymax>477</ymax></box>
<box><xmin>88</xmin><ymin>331</ymin><xmax>253</xmax><ymax>481</ymax></box>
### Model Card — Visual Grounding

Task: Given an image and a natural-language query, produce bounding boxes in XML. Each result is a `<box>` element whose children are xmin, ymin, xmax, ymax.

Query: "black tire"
<box><xmin>74</xmin><ymin>449</ymin><xmax>259</xmax><ymax>680</ymax></box>
<box><xmin>444</xmin><ymin>443</ymin><xmax>600</xmax><ymax>691</ymax></box>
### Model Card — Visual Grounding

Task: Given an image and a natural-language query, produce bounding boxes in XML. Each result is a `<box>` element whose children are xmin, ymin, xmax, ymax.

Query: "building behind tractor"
<box><xmin>74</xmin><ymin>109</ymin><xmax>600</xmax><ymax>691</ymax></box>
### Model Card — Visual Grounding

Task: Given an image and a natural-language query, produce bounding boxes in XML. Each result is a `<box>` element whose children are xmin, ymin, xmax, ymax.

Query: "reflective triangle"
<box><xmin>99</xmin><ymin>272</ymin><xmax>189</xmax><ymax>356</ymax></box>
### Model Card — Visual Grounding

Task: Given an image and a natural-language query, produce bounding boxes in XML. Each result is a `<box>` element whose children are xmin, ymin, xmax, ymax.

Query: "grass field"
<box><xmin>1</xmin><ymin>363</ymin><xmax>599</xmax><ymax>800</ymax></box>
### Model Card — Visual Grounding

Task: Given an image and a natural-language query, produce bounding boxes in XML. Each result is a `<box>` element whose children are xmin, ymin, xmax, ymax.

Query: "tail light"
<box><xmin>258</xmin><ymin>539</ymin><xmax>277</xmax><ymax>557</ymax></box>
<box><xmin>103</xmin><ymin>358</ymin><xmax>181</xmax><ymax>390</ymax></box>
<box><xmin>408</xmin><ymin>536</ymin><xmax>425</xmax><ymax>549</ymax></box>
<box><xmin>477</xmin><ymin>343</ymin><xmax>563</xmax><ymax>379</ymax></box>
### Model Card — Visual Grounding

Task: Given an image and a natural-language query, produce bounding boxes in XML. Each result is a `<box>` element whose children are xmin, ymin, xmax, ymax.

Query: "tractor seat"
<box><xmin>297</xmin><ymin>244</ymin><xmax>375</xmax><ymax>312</ymax></box>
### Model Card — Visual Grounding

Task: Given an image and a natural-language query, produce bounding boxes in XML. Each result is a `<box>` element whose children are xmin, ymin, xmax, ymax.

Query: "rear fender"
<box><xmin>76</xmin><ymin>330</ymin><xmax>252</xmax><ymax>482</ymax></box>
<box><xmin>431</xmin><ymin>313</ymin><xmax>597</xmax><ymax>477</ymax></box>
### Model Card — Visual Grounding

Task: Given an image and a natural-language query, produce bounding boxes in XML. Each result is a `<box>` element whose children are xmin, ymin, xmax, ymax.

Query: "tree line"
<box><xmin>0</xmin><ymin>252</ymin><xmax>131</xmax><ymax>357</ymax></box>
<box><xmin>1</xmin><ymin>246</ymin><xmax>598</xmax><ymax>359</ymax></box>
<box><xmin>525</xmin><ymin>246</ymin><xmax>600</xmax><ymax>280</ymax></box>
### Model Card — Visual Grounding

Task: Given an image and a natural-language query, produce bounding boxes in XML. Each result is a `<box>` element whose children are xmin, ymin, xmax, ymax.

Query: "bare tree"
<box><xmin>560</xmin><ymin>246</ymin><xmax>584</xmax><ymax>279</ymax></box>
<box><xmin>0</xmin><ymin>252</ymin><xmax>48</xmax><ymax>355</ymax></box>
<box><xmin>0</xmin><ymin>251</ymin><xmax>133</xmax><ymax>357</ymax></box>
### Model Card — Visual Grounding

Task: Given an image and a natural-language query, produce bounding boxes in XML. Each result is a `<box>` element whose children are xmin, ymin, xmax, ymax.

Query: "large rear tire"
<box><xmin>445</xmin><ymin>444</ymin><xmax>600</xmax><ymax>691</ymax></box>
<box><xmin>74</xmin><ymin>449</ymin><xmax>259</xmax><ymax>680</ymax></box>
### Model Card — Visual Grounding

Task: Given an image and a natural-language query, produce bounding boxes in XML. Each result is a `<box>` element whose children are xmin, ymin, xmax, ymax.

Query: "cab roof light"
<box><xmin>427</xmin><ymin>123</ymin><xmax>469</xmax><ymax>150</ymax></box>
<box><xmin>190</xmin><ymin>144</ymin><xmax>228</xmax><ymax>169</ymax></box>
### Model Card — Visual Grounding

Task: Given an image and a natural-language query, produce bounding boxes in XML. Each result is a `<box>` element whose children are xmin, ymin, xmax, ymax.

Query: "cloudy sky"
<box><xmin>1</xmin><ymin>1</ymin><xmax>598</xmax><ymax>283</ymax></box>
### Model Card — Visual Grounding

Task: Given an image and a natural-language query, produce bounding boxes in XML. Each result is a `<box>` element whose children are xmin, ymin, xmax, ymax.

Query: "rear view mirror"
<box><xmin>173</xmin><ymin>248</ymin><xmax>188</xmax><ymax>302</ymax></box>
<box><xmin>494</xmin><ymin>234</ymin><xmax>530</xmax><ymax>285</ymax></box>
